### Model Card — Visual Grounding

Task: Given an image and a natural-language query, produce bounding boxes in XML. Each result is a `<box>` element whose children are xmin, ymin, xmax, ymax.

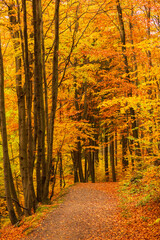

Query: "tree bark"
<box><xmin>22</xmin><ymin>0</ymin><xmax>36</xmax><ymax>213</ymax></box>
<box><xmin>43</xmin><ymin>0</ymin><xmax>60</xmax><ymax>201</ymax></box>
<box><xmin>8</xmin><ymin>161</ymin><xmax>23</xmax><ymax>217</ymax></box>
<box><xmin>59</xmin><ymin>151</ymin><xmax>63</xmax><ymax>189</ymax></box>
<box><xmin>116</xmin><ymin>0</ymin><xmax>141</xmax><ymax>166</ymax></box>
<box><xmin>32</xmin><ymin>0</ymin><xmax>45</xmax><ymax>202</ymax></box>
<box><xmin>77</xmin><ymin>140</ymin><xmax>85</xmax><ymax>182</ymax></box>
<box><xmin>115</xmin><ymin>128</ymin><xmax>118</xmax><ymax>166</ymax></box>
<box><xmin>105</xmin><ymin>129</ymin><xmax>109</xmax><ymax>181</ymax></box>
<box><xmin>7</xmin><ymin>1</ymin><xmax>29</xmax><ymax>215</ymax></box>
<box><xmin>122</xmin><ymin>129</ymin><xmax>128</xmax><ymax>170</ymax></box>
<box><xmin>110</xmin><ymin>133</ymin><xmax>116</xmax><ymax>182</ymax></box>
<box><xmin>0</xmin><ymin>38</ymin><xmax>18</xmax><ymax>225</ymax></box>
<box><xmin>90</xmin><ymin>150</ymin><xmax>95</xmax><ymax>183</ymax></box>
<box><xmin>72</xmin><ymin>151</ymin><xmax>79</xmax><ymax>183</ymax></box>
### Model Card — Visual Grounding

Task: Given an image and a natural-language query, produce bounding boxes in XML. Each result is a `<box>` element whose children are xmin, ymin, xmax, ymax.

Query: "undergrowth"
<box><xmin>119</xmin><ymin>167</ymin><xmax>160</xmax><ymax>222</ymax></box>
<box><xmin>0</xmin><ymin>184</ymin><xmax>73</xmax><ymax>239</ymax></box>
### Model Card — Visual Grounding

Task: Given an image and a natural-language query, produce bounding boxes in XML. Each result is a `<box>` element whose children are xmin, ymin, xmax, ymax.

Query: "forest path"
<box><xmin>25</xmin><ymin>182</ymin><xmax>125</xmax><ymax>240</ymax></box>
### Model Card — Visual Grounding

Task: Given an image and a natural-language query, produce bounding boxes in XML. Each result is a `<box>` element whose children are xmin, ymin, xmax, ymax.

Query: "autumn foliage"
<box><xmin>0</xmin><ymin>0</ymin><xmax>160</xmax><ymax>234</ymax></box>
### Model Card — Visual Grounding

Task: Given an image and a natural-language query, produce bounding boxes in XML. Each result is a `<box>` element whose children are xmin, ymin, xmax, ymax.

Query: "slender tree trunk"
<box><xmin>90</xmin><ymin>150</ymin><xmax>95</xmax><ymax>183</ymax></box>
<box><xmin>59</xmin><ymin>151</ymin><xmax>63</xmax><ymax>189</ymax></box>
<box><xmin>85</xmin><ymin>150</ymin><xmax>88</xmax><ymax>182</ymax></box>
<box><xmin>77</xmin><ymin>140</ymin><xmax>85</xmax><ymax>182</ymax></box>
<box><xmin>145</xmin><ymin>2</ymin><xmax>153</xmax><ymax>156</ymax></box>
<box><xmin>22</xmin><ymin>0</ymin><xmax>36</xmax><ymax>213</ymax></box>
<box><xmin>105</xmin><ymin>129</ymin><xmax>109</xmax><ymax>181</ymax></box>
<box><xmin>0</xmin><ymin>38</ymin><xmax>18</xmax><ymax>225</ymax></box>
<box><xmin>72</xmin><ymin>152</ymin><xmax>79</xmax><ymax>183</ymax></box>
<box><xmin>8</xmin><ymin>162</ymin><xmax>23</xmax><ymax>217</ymax></box>
<box><xmin>129</xmin><ymin>5</ymin><xmax>139</xmax><ymax>86</ymax></box>
<box><xmin>94</xmin><ymin>131</ymin><xmax>99</xmax><ymax>163</ymax></box>
<box><xmin>88</xmin><ymin>140</ymin><xmax>95</xmax><ymax>183</ymax></box>
<box><xmin>8</xmin><ymin>2</ymin><xmax>29</xmax><ymax>215</ymax></box>
<box><xmin>115</xmin><ymin>128</ymin><xmax>118</xmax><ymax>166</ymax></box>
<box><xmin>41</xmin><ymin>8</ymin><xmax>48</xmax><ymax>190</ymax></box>
<box><xmin>43</xmin><ymin>0</ymin><xmax>60</xmax><ymax>200</ymax></box>
<box><xmin>50</xmin><ymin>156</ymin><xmax>59</xmax><ymax>200</ymax></box>
<box><xmin>122</xmin><ymin>129</ymin><xmax>128</xmax><ymax>170</ymax></box>
<box><xmin>110</xmin><ymin>133</ymin><xmax>116</xmax><ymax>182</ymax></box>
<box><xmin>145</xmin><ymin>1</ymin><xmax>152</xmax><ymax>68</ymax></box>
<box><xmin>73</xmin><ymin>64</ymin><xmax>85</xmax><ymax>182</ymax></box>
<box><xmin>116</xmin><ymin>0</ymin><xmax>129</xmax><ymax>77</ymax></box>
<box><xmin>116</xmin><ymin>0</ymin><xmax>141</xmax><ymax>166</ymax></box>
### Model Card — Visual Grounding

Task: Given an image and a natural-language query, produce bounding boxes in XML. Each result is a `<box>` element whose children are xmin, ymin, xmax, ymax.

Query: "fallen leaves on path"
<box><xmin>0</xmin><ymin>182</ymin><xmax>160</xmax><ymax>239</ymax></box>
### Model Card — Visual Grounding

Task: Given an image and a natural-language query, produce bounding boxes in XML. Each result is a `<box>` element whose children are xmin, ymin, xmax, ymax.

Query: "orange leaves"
<box><xmin>0</xmin><ymin>225</ymin><xmax>25</xmax><ymax>240</ymax></box>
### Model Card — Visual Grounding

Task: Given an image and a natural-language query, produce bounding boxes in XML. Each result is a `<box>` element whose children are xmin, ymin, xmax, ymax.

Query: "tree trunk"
<box><xmin>85</xmin><ymin>150</ymin><xmax>88</xmax><ymax>182</ymax></box>
<box><xmin>8</xmin><ymin>2</ymin><xmax>29</xmax><ymax>215</ymax></box>
<box><xmin>43</xmin><ymin>0</ymin><xmax>60</xmax><ymax>200</ymax></box>
<box><xmin>129</xmin><ymin>6</ymin><xmax>139</xmax><ymax>86</ymax></box>
<box><xmin>22</xmin><ymin>0</ymin><xmax>37</xmax><ymax>214</ymax></box>
<box><xmin>59</xmin><ymin>151</ymin><xmax>63</xmax><ymax>189</ymax></box>
<box><xmin>105</xmin><ymin>129</ymin><xmax>109</xmax><ymax>181</ymax></box>
<box><xmin>88</xmin><ymin>140</ymin><xmax>95</xmax><ymax>183</ymax></box>
<box><xmin>8</xmin><ymin>162</ymin><xmax>23</xmax><ymax>217</ymax></box>
<box><xmin>0</xmin><ymin>38</ymin><xmax>18</xmax><ymax>225</ymax></box>
<box><xmin>145</xmin><ymin>2</ymin><xmax>153</xmax><ymax>156</ymax></box>
<box><xmin>72</xmin><ymin>152</ymin><xmax>79</xmax><ymax>183</ymax></box>
<box><xmin>90</xmin><ymin>150</ymin><xmax>95</xmax><ymax>183</ymax></box>
<box><xmin>110</xmin><ymin>134</ymin><xmax>116</xmax><ymax>182</ymax></box>
<box><xmin>32</xmin><ymin>0</ymin><xmax>45</xmax><ymax>202</ymax></box>
<box><xmin>122</xmin><ymin>129</ymin><xmax>128</xmax><ymax>170</ymax></box>
<box><xmin>116</xmin><ymin>0</ymin><xmax>141</xmax><ymax>166</ymax></box>
<box><xmin>77</xmin><ymin>140</ymin><xmax>85</xmax><ymax>182</ymax></box>
<box><xmin>115</xmin><ymin>128</ymin><xmax>118</xmax><ymax>166</ymax></box>
<box><xmin>41</xmin><ymin>8</ymin><xmax>48</xmax><ymax>190</ymax></box>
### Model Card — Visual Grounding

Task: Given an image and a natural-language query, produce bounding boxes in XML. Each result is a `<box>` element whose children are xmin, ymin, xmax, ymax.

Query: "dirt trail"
<box><xmin>25</xmin><ymin>183</ymin><xmax>125</xmax><ymax>240</ymax></box>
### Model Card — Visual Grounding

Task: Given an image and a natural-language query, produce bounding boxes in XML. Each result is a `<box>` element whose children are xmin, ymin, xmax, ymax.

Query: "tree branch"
<box><xmin>0</xmin><ymin>196</ymin><xmax>29</xmax><ymax>211</ymax></box>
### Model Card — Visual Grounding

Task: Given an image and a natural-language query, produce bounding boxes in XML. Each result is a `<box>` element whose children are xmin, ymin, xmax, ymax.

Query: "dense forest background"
<box><xmin>0</xmin><ymin>0</ymin><xmax>160</xmax><ymax>225</ymax></box>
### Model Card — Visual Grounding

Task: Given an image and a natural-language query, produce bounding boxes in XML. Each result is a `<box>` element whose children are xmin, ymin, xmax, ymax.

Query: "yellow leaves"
<box><xmin>100</xmin><ymin>96</ymin><xmax>141</xmax><ymax>113</ymax></box>
<box><xmin>151</xmin><ymin>218</ymin><xmax>160</xmax><ymax>225</ymax></box>
<box><xmin>137</xmin><ymin>38</ymin><xmax>160</xmax><ymax>52</ymax></box>
<box><xmin>53</xmin><ymin>115</ymin><xmax>95</xmax><ymax>156</ymax></box>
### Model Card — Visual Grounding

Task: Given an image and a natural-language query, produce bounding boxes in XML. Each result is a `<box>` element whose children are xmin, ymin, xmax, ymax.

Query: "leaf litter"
<box><xmin>0</xmin><ymin>182</ymin><xmax>160</xmax><ymax>240</ymax></box>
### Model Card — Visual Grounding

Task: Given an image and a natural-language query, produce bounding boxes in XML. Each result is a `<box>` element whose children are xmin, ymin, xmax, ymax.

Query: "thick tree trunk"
<box><xmin>32</xmin><ymin>0</ymin><xmax>45</xmax><ymax>202</ymax></box>
<box><xmin>0</xmin><ymin>39</ymin><xmax>18</xmax><ymax>225</ymax></box>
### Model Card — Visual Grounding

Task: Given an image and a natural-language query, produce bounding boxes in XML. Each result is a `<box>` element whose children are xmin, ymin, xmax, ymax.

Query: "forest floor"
<box><xmin>0</xmin><ymin>182</ymin><xmax>160</xmax><ymax>240</ymax></box>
